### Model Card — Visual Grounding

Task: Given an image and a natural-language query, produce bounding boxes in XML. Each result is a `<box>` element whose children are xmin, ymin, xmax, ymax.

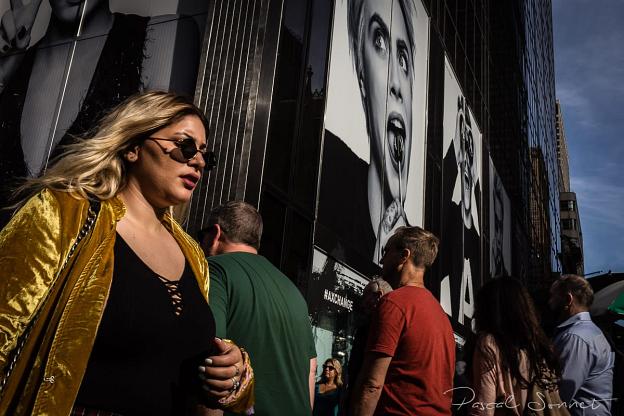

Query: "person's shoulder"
<box><xmin>34</xmin><ymin>189</ymin><xmax>93</xmax><ymax>221</ymax></box>
<box><xmin>250</xmin><ymin>254</ymin><xmax>295</xmax><ymax>279</ymax></box>
<box><xmin>209</xmin><ymin>251</ymin><xmax>259</xmax><ymax>264</ymax></box>
<box><xmin>472</xmin><ymin>332</ymin><xmax>501</xmax><ymax>359</ymax></box>
<box><xmin>208</xmin><ymin>252</ymin><xmax>266</xmax><ymax>275</ymax></box>
<box><xmin>560</xmin><ymin>319</ymin><xmax>605</xmax><ymax>345</ymax></box>
<box><xmin>44</xmin><ymin>188</ymin><xmax>84</xmax><ymax>206</ymax></box>
<box><xmin>377</xmin><ymin>290</ymin><xmax>407</xmax><ymax>314</ymax></box>
<box><xmin>386</xmin><ymin>285</ymin><xmax>437</xmax><ymax>301</ymax></box>
<box><xmin>7</xmin><ymin>188</ymin><xmax>62</xmax><ymax>226</ymax></box>
<box><xmin>1</xmin><ymin>189</ymin><xmax>87</xmax><ymax>254</ymax></box>
<box><xmin>207</xmin><ymin>252</ymin><xmax>243</xmax><ymax>271</ymax></box>
<box><xmin>476</xmin><ymin>332</ymin><xmax>498</xmax><ymax>348</ymax></box>
<box><xmin>555</xmin><ymin>330</ymin><xmax>594</xmax><ymax>357</ymax></box>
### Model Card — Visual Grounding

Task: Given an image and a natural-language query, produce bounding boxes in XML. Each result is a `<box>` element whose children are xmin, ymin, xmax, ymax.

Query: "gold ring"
<box><xmin>230</xmin><ymin>377</ymin><xmax>240</xmax><ymax>392</ymax></box>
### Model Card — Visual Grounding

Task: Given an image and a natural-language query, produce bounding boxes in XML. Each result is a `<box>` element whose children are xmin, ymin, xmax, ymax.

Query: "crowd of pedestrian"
<box><xmin>0</xmin><ymin>90</ymin><xmax>618</xmax><ymax>416</ymax></box>
<box><xmin>196</xmin><ymin>199</ymin><xmax>617</xmax><ymax>416</ymax></box>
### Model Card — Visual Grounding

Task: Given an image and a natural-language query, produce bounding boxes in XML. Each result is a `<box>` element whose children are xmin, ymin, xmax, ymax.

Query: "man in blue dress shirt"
<box><xmin>549</xmin><ymin>274</ymin><xmax>615</xmax><ymax>415</ymax></box>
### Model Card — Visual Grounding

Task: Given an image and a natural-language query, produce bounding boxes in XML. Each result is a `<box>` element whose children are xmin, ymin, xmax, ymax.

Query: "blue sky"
<box><xmin>552</xmin><ymin>0</ymin><xmax>624</xmax><ymax>275</ymax></box>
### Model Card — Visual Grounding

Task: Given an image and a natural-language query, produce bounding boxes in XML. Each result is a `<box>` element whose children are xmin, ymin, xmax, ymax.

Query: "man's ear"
<box><xmin>205</xmin><ymin>224</ymin><xmax>223</xmax><ymax>256</ymax></box>
<box><xmin>401</xmin><ymin>248</ymin><xmax>411</xmax><ymax>265</ymax></box>
<box><xmin>565</xmin><ymin>292</ymin><xmax>575</xmax><ymax>309</ymax></box>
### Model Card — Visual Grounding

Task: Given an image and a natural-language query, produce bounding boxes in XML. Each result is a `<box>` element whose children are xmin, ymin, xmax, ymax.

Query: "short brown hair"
<box><xmin>207</xmin><ymin>201</ymin><xmax>263</xmax><ymax>250</ymax></box>
<box><xmin>554</xmin><ymin>274</ymin><xmax>594</xmax><ymax>308</ymax></box>
<box><xmin>391</xmin><ymin>226</ymin><xmax>439</xmax><ymax>268</ymax></box>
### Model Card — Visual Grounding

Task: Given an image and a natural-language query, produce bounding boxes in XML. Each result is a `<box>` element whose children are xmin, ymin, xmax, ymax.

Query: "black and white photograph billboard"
<box><xmin>489</xmin><ymin>157</ymin><xmax>512</xmax><ymax>277</ymax></box>
<box><xmin>439</xmin><ymin>56</ymin><xmax>482</xmax><ymax>338</ymax></box>
<box><xmin>316</xmin><ymin>0</ymin><xmax>430</xmax><ymax>275</ymax></box>
<box><xmin>0</xmin><ymin>0</ymin><xmax>206</xmax><ymax>219</ymax></box>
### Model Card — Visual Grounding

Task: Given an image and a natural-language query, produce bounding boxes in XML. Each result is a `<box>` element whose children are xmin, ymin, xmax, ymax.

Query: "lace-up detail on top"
<box><xmin>156</xmin><ymin>275</ymin><xmax>184</xmax><ymax>316</ymax></box>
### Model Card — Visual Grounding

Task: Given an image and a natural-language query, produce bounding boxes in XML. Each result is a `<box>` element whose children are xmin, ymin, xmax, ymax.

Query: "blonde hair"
<box><xmin>322</xmin><ymin>358</ymin><xmax>344</xmax><ymax>387</ymax></box>
<box><xmin>15</xmin><ymin>91</ymin><xmax>208</xmax><ymax>204</ymax></box>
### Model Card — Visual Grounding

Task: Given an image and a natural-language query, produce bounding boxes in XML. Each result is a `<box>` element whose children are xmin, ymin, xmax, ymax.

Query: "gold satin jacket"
<box><xmin>0</xmin><ymin>189</ymin><xmax>211</xmax><ymax>415</ymax></box>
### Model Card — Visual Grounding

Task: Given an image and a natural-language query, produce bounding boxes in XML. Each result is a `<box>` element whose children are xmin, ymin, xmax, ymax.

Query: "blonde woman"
<box><xmin>0</xmin><ymin>91</ymin><xmax>253</xmax><ymax>415</ymax></box>
<box><xmin>314</xmin><ymin>358</ymin><xmax>343</xmax><ymax>416</ymax></box>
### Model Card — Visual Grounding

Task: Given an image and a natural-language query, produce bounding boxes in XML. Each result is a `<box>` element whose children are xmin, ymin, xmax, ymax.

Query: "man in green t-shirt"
<box><xmin>200</xmin><ymin>201</ymin><xmax>317</xmax><ymax>416</ymax></box>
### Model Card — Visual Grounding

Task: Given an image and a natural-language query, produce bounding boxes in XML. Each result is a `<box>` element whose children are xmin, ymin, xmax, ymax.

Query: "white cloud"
<box><xmin>570</xmin><ymin>175</ymin><xmax>624</xmax><ymax>271</ymax></box>
<box><xmin>556</xmin><ymin>84</ymin><xmax>595</xmax><ymax>128</ymax></box>
<box><xmin>572</xmin><ymin>176</ymin><xmax>624</xmax><ymax>227</ymax></box>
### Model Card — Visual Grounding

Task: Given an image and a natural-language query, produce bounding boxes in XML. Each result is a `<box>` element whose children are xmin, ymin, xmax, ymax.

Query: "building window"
<box><xmin>560</xmin><ymin>199</ymin><xmax>575</xmax><ymax>211</ymax></box>
<box><xmin>567</xmin><ymin>200</ymin><xmax>575</xmax><ymax>211</ymax></box>
<box><xmin>562</xmin><ymin>218</ymin><xmax>577</xmax><ymax>231</ymax></box>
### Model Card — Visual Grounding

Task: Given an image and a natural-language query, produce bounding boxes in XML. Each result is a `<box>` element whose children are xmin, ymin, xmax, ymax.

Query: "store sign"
<box><xmin>323</xmin><ymin>289</ymin><xmax>354</xmax><ymax>312</ymax></box>
<box><xmin>309</xmin><ymin>247</ymin><xmax>368</xmax><ymax>329</ymax></box>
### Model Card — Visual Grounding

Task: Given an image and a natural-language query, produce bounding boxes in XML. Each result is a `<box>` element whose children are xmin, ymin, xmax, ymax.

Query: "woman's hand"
<box><xmin>0</xmin><ymin>0</ymin><xmax>43</xmax><ymax>94</ymax></box>
<box><xmin>198</xmin><ymin>338</ymin><xmax>244</xmax><ymax>398</ymax></box>
<box><xmin>0</xmin><ymin>0</ymin><xmax>43</xmax><ymax>54</ymax></box>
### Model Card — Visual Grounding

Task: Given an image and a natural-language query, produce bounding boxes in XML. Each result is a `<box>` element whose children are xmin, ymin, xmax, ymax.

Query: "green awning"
<box><xmin>608</xmin><ymin>291</ymin><xmax>624</xmax><ymax>315</ymax></box>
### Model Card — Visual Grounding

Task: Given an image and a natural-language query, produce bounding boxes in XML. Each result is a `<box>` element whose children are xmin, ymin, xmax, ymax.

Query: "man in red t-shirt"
<box><xmin>351</xmin><ymin>226</ymin><xmax>455</xmax><ymax>416</ymax></box>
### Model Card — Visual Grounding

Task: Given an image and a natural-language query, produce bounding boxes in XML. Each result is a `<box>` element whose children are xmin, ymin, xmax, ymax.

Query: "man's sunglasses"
<box><xmin>147</xmin><ymin>136</ymin><xmax>217</xmax><ymax>170</ymax></box>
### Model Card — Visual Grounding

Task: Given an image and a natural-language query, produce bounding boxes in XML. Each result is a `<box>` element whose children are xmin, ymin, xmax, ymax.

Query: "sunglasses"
<box><xmin>147</xmin><ymin>136</ymin><xmax>217</xmax><ymax>170</ymax></box>
<box><xmin>323</xmin><ymin>365</ymin><xmax>335</xmax><ymax>371</ymax></box>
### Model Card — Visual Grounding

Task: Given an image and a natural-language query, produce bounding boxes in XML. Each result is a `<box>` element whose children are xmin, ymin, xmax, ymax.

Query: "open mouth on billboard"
<box><xmin>387</xmin><ymin>114</ymin><xmax>406</xmax><ymax>172</ymax></box>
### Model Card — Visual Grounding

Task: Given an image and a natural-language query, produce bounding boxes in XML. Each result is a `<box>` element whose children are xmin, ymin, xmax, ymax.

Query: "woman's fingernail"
<box><xmin>215</xmin><ymin>337</ymin><xmax>222</xmax><ymax>342</ymax></box>
<box><xmin>205</xmin><ymin>358</ymin><xmax>213</xmax><ymax>365</ymax></box>
<box><xmin>198</xmin><ymin>366</ymin><xmax>206</xmax><ymax>372</ymax></box>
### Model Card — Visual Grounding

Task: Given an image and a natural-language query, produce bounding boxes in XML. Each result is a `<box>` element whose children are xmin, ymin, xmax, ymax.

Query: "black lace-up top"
<box><xmin>75</xmin><ymin>234</ymin><xmax>217</xmax><ymax>415</ymax></box>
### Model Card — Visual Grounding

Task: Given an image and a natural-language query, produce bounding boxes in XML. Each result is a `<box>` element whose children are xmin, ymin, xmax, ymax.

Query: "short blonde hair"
<box><xmin>16</xmin><ymin>91</ymin><xmax>208</xmax><ymax>203</ymax></box>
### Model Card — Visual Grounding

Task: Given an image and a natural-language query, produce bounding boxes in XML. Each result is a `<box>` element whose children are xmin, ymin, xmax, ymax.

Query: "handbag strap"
<box><xmin>0</xmin><ymin>199</ymin><xmax>101</xmax><ymax>396</ymax></box>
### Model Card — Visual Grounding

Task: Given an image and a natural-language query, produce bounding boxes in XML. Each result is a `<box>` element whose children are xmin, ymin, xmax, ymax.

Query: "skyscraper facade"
<box><xmin>523</xmin><ymin>0</ymin><xmax>562</xmax><ymax>291</ymax></box>
<box><xmin>556</xmin><ymin>100</ymin><xmax>571</xmax><ymax>192</ymax></box>
<box><xmin>556</xmin><ymin>101</ymin><xmax>584</xmax><ymax>275</ymax></box>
